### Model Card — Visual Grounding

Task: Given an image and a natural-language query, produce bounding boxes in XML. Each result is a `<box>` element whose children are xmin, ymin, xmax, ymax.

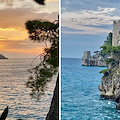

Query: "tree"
<box><xmin>100</xmin><ymin>32</ymin><xmax>113</xmax><ymax>57</ymax></box>
<box><xmin>104</xmin><ymin>32</ymin><xmax>112</xmax><ymax>45</ymax></box>
<box><xmin>25</xmin><ymin>10</ymin><xmax>59</xmax><ymax>120</ymax></box>
<box><xmin>34</xmin><ymin>0</ymin><xmax>45</xmax><ymax>5</ymax></box>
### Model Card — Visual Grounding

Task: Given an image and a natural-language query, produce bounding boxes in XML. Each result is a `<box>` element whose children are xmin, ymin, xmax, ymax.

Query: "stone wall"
<box><xmin>111</xmin><ymin>52</ymin><xmax>120</xmax><ymax>60</ymax></box>
<box><xmin>112</xmin><ymin>20</ymin><xmax>120</xmax><ymax>46</ymax></box>
<box><xmin>83</xmin><ymin>51</ymin><xmax>91</xmax><ymax>59</ymax></box>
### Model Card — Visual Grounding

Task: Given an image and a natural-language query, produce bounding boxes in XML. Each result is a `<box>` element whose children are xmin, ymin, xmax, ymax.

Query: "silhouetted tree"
<box><xmin>34</xmin><ymin>0</ymin><xmax>45</xmax><ymax>5</ymax></box>
<box><xmin>25</xmin><ymin>9</ymin><xmax>59</xmax><ymax>120</ymax></box>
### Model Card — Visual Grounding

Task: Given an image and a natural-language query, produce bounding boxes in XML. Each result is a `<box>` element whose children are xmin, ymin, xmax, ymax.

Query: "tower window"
<box><xmin>119</xmin><ymin>31</ymin><xmax>120</xmax><ymax>34</ymax></box>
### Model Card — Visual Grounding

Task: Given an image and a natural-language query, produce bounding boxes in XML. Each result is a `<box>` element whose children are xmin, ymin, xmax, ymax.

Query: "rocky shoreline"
<box><xmin>98</xmin><ymin>59</ymin><xmax>120</xmax><ymax>109</ymax></box>
<box><xmin>81</xmin><ymin>50</ymin><xmax>120</xmax><ymax>109</ymax></box>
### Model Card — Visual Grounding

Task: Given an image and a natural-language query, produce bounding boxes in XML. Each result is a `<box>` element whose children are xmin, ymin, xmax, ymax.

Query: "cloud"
<box><xmin>0</xmin><ymin>39</ymin><xmax>50</xmax><ymax>49</ymax></box>
<box><xmin>0</xmin><ymin>8</ymin><xmax>58</xmax><ymax>29</ymax></box>
<box><xmin>0</xmin><ymin>28</ymin><xmax>28</xmax><ymax>41</ymax></box>
<box><xmin>62</xmin><ymin>0</ymin><xmax>120</xmax><ymax>12</ymax></box>
<box><xmin>62</xmin><ymin>7</ymin><xmax>120</xmax><ymax>34</ymax></box>
<box><xmin>0</xmin><ymin>0</ymin><xmax>59</xmax><ymax>13</ymax></box>
<box><xmin>0</xmin><ymin>8</ymin><xmax>58</xmax><ymax>41</ymax></box>
<box><xmin>0</xmin><ymin>39</ymin><xmax>51</xmax><ymax>58</ymax></box>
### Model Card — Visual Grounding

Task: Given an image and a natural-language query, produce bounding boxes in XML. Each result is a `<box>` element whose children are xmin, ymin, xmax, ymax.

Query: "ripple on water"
<box><xmin>62</xmin><ymin>58</ymin><xmax>120</xmax><ymax>120</ymax></box>
<box><xmin>0</xmin><ymin>58</ymin><xmax>56</xmax><ymax>120</ymax></box>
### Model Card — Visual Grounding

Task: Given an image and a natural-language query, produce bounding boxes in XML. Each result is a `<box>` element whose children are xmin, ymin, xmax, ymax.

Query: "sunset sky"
<box><xmin>0</xmin><ymin>0</ymin><xmax>59</xmax><ymax>58</ymax></box>
<box><xmin>62</xmin><ymin>0</ymin><xmax>120</xmax><ymax>58</ymax></box>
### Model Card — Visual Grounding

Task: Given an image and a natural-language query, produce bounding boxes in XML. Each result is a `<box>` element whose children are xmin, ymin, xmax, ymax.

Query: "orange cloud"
<box><xmin>0</xmin><ymin>27</ymin><xmax>28</xmax><ymax>41</ymax></box>
<box><xmin>0</xmin><ymin>39</ymin><xmax>49</xmax><ymax>58</ymax></box>
<box><xmin>0</xmin><ymin>4</ymin><xmax>58</xmax><ymax>58</ymax></box>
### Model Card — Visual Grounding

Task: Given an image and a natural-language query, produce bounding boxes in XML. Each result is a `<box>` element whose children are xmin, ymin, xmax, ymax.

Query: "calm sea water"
<box><xmin>61</xmin><ymin>58</ymin><xmax>120</xmax><ymax>120</ymax></box>
<box><xmin>0</xmin><ymin>58</ymin><xmax>56</xmax><ymax>120</ymax></box>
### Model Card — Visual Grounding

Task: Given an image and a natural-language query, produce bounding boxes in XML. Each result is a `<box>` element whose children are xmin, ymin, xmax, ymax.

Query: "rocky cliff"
<box><xmin>98</xmin><ymin>61</ymin><xmax>120</xmax><ymax>109</ymax></box>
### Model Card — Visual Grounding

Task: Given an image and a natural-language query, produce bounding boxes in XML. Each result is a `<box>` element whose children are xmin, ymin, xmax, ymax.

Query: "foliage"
<box><xmin>25</xmin><ymin>19</ymin><xmax>59</xmax><ymax>100</ymax></box>
<box><xmin>105</xmin><ymin>58</ymin><xmax>115</xmax><ymax>65</ymax></box>
<box><xmin>94</xmin><ymin>51</ymin><xmax>99</xmax><ymax>54</ymax></box>
<box><xmin>99</xmin><ymin>32</ymin><xmax>113</xmax><ymax>57</ymax></box>
<box><xmin>25</xmin><ymin>20</ymin><xmax>58</xmax><ymax>43</ymax></box>
<box><xmin>100</xmin><ymin>45</ymin><xmax>120</xmax><ymax>57</ymax></box>
<box><xmin>111</xmin><ymin>46</ymin><xmax>120</xmax><ymax>53</ymax></box>
<box><xmin>104</xmin><ymin>32</ymin><xmax>112</xmax><ymax>45</ymax></box>
<box><xmin>99</xmin><ymin>69</ymin><xmax>108</xmax><ymax>75</ymax></box>
<box><xmin>99</xmin><ymin>32</ymin><xmax>120</xmax><ymax>57</ymax></box>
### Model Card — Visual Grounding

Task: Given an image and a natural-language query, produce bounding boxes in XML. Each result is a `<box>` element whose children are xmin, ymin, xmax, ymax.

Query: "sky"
<box><xmin>0</xmin><ymin>0</ymin><xmax>58</xmax><ymax>58</ymax></box>
<box><xmin>61</xmin><ymin>0</ymin><xmax>120</xmax><ymax>58</ymax></box>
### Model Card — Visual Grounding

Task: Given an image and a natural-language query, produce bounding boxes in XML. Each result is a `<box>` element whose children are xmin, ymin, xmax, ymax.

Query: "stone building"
<box><xmin>112</xmin><ymin>20</ymin><xmax>120</xmax><ymax>46</ymax></box>
<box><xmin>83</xmin><ymin>51</ymin><xmax>91</xmax><ymax>59</ymax></box>
<box><xmin>82</xmin><ymin>51</ymin><xmax>107</xmax><ymax>67</ymax></box>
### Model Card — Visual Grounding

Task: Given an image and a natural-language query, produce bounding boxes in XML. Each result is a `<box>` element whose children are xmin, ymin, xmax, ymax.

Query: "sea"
<box><xmin>0</xmin><ymin>58</ymin><xmax>56</xmax><ymax>120</ymax></box>
<box><xmin>61</xmin><ymin>58</ymin><xmax>120</xmax><ymax>120</ymax></box>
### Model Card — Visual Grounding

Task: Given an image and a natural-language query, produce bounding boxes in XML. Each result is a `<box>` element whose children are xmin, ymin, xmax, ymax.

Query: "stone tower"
<box><xmin>83</xmin><ymin>51</ymin><xmax>91</xmax><ymax>59</ymax></box>
<box><xmin>112</xmin><ymin>20</ymin><xmax>120</xmax><ymax>46</ymax></box>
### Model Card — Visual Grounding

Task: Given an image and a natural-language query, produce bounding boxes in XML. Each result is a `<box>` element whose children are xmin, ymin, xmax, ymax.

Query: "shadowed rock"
<box><xmin>116</xmin><ymin>103</ymin><xmax>120</xmax><ymax>110</ymax></box>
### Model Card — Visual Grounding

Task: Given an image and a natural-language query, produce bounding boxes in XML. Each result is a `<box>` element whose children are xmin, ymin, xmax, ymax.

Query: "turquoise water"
<box><xmin>0</xmin><ymin>58</ymin><xmax>56</xmax><ymax>120</ymax></box>
<box><xmin>61</xmin><ymin>58</ymin><xmax>120</xmax><ymax>120</ymax></box>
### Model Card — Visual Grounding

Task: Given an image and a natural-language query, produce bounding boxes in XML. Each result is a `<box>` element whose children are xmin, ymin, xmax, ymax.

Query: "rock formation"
<box><xmin>98</xmin><ymin>58</ymin><xmax>120</xmax><ymax>109</ymax></box>
<box><xmin>98</xmin><ymin>20</ymin><xmax>120</xmax><ymax>110</ymax></box>
<box><xmin>82</xmin><ymin>51</ymin><xmax>107</xmax><ymax>67</ymax></box>
<box><xmin>0</xmin><ymin>54</ymin><xmax>7</xmax><ymax>59</ymax></box>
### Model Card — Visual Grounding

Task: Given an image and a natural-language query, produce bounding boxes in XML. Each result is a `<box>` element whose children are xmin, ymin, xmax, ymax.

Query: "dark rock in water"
<box><xmin>0</xmin><ymin>54</ymin><xmax>8</xmax><ymax>59</ymax></box>
<box><xmin>100</xmin><ymin>94</ymin><xmax>114</xmax><ymax>99</ymax></box>
<box><xmin>116</xmin><ymin>103</ymin><xmax>120</xmax><ymax>110</ymax></box>
<box><xmin>114</xmin><ymin>91</ymin><xmax>120</xmax><ymax>103</ymax></box>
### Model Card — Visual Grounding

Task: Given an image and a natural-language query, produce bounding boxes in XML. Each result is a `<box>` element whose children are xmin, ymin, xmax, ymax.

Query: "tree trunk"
<box><xmin>46</xmin><ymin>74</ymin><xmax>59</xmax><ymax>120</ymax></box>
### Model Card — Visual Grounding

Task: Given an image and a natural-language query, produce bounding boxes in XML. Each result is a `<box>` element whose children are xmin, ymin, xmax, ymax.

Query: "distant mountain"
<box><xmin>0</xmin><ymin>54</ymin><xmax>8</xmax><ymax>59</ymax></box>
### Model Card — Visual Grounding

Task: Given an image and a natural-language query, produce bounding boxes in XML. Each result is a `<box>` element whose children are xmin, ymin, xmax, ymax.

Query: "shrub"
<box><xmin>99</xmin><ymin>69</ymin><xmax>108</xmax><ymax>74</ymax></box>
<box><xmin>105</xmin><ymin>58</ymin><xmax>115</xmax><ymax>65</ymax></box>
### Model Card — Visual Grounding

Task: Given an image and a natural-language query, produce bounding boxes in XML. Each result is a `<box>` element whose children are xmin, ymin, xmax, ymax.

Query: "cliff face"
<box><xmin>98</xmin><ymin>62</ymin><xmax>120</xmax><ymax>109</ymax></box>
<box><xmin>82</xmin><ymin>58</ymin><xmax>107</xmax><ymax>67</ymax></box>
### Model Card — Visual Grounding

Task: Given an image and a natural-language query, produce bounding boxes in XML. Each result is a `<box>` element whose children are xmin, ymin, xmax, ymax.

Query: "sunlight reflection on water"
<box><xmin>0</xmin><ymin>58</ymin><xmax>56</xmax><ymax>120</ymax></box>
